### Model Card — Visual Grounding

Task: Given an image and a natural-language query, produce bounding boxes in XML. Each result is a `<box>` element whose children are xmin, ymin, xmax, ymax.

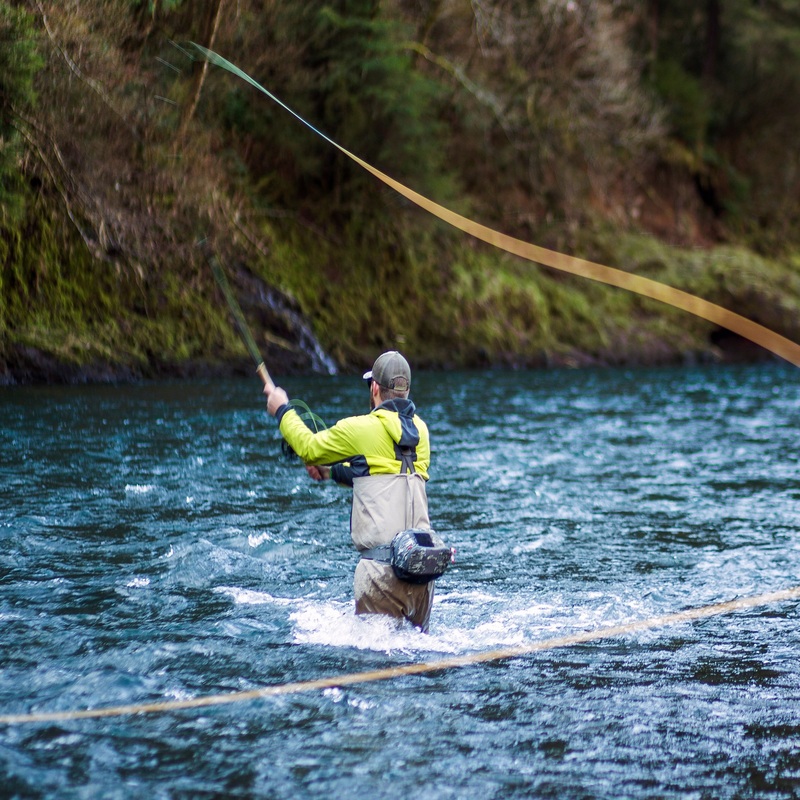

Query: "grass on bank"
<box><xmin>3</xmin><ymin>184</ymin><xmax>800</xmax><ymax>380</ymax></box>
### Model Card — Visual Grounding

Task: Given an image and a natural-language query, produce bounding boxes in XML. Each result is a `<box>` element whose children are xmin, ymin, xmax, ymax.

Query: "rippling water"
<box><xmin>2</xmin><ymin>364</ymin><xmax>800</xmax><ymax>798</ymax></box>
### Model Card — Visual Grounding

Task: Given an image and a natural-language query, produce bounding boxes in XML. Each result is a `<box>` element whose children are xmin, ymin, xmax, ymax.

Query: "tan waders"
<box><xmin>353</xmin><ymin>558</ymin><xmax>435</xmax><ymax>632</ymax></box>
<box><xmin>351</xmin><ymin>473</ymin><xmax>435</xmax><ymax>631</ymax></box>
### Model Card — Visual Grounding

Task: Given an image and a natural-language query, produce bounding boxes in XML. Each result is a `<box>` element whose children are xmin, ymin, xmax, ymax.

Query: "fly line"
<box><xmin>1</xmin><ymin>584</ymin><xmax>798</xmax><ymax>725</ymax></box>
<box><xmin>188</xmin><ymin>44</ymin><xmax>800</xmax><ymax>369</ymax></box>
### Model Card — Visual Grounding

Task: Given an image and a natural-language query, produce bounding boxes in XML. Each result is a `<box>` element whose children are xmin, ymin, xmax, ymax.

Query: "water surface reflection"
<box><xmin>1</xmin><ymin>364</ymin><xmax>799</xmax><ymax>798</ymax></box>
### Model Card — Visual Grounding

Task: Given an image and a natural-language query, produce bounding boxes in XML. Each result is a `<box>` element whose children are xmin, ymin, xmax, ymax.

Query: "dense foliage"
<box><xmin>0</xmin><ymin>2</ymin><xmax>43</xmax><ymax>220</ymax></box>
<box><xmin>1</xmin><ymin>0</ymin><xmax>799</xmax><ymax>382</ymax></box>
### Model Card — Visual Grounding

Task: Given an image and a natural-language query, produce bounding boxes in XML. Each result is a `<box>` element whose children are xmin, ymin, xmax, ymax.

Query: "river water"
<box><xmin>1</xmin><ymin>363</ymin><xmax>799</xmax><ymax>799</ymax></box>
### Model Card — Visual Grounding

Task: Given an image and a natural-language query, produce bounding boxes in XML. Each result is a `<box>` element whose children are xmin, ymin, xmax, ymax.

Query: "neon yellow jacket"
<box><xmin>277</xmin><ymin>398</ymin><xmax>430</xmax><ymax>483</ymax></box>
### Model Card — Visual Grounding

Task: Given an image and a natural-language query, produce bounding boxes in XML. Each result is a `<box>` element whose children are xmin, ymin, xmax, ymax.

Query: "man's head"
<box><xmin>363</xmin><ymin>350</ymin><xmax>411</xmax><ymax>406</ymax></box>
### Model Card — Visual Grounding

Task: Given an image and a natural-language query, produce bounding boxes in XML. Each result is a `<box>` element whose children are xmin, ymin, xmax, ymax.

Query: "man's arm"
<box><xmin>266</xmin><ymin>385</ymin><xmax>289</xmax><ymax>418</ymax></box>
<box><xmin>264</xmin><ymin>384</ymin><xmax>362</xmax><ymax>476</ymax></box>
<box><xmin>266</xmin><ymin>385</ymin><xmax>325</xmax><ymax>479</ymax></box>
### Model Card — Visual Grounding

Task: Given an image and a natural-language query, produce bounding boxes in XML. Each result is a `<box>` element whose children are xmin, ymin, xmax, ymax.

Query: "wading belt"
<box><xmin>360</xmin><ymin>544</ymin><xmax>392</xmax><ymax>563</ymax></box>
<box><xmin>361</xmin><ymin>529</ymin><xmax>452</xmax><ymax>584</ymax></box>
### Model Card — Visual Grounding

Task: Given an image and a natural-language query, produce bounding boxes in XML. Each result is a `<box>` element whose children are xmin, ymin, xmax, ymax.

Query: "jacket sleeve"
<box><xmin>330</xmin><ymin>463</ymin><xmax>354</xmax><ymax>487</ymax></box>
<box><xmin>279</xmin><ymin>408</ymin><xmax>364</xmax><ymax>466</ymax></box>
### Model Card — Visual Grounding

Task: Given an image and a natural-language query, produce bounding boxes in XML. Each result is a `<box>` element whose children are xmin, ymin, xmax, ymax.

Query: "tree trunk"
<box><xmin>418</xmin><ymin>0</ymin><xmax>443</xmax><ymax>47</ymax></box>
<box><xmin>647</xmin><ymin>0</ymin><xmax>660</xmax><ymax>77</ymax></box>
<box><xmin>178</xmin><ymin>0</ymin><xmax>226</xmax><ymax>138</ymax></box>
<box><xmin>703</xmin><ymin>0</ymin><xmax>721</xmax><ymax>86</ymax></box>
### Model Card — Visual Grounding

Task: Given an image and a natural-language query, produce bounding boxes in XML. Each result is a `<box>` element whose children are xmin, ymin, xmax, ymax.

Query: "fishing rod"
<box><xmin>199</xmin><ymin>239</ymin><xmax>327</xmax><ymax>451</ymax></box>
<box><xmin>198</xmin><ymin>238</ymin><xmax>275</xmax><ymax>392</ymax></box>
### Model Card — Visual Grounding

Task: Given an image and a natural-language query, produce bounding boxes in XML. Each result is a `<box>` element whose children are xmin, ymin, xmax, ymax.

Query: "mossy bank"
<box><xmin>2</xmin><ymin>2</ymin><xmax>799</xmax><ymax>384</ymax></box>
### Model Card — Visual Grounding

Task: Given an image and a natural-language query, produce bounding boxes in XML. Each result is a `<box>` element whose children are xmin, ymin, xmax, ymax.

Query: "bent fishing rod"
<box><xmin>198</xmin><ymin>238</ymin><xmax>275</xmax><ymax>393</ymax></box>
<box><xmin>200</xmin><ymin>239</ymin><xmax>326</xmax><ymax>448</ymax></box>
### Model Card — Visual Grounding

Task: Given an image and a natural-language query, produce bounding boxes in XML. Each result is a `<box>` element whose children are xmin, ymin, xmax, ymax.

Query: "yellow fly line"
<box><xmin>2</xmin><ymin>584</ymin><xmax>799</xmax><ymax>726</ymax></box>
<box><xmin>189</xmin><ymin>44</ymin><xmax>800</xmax><ymax>368</ymax></box>
<box><xmin>6</xmin><ymin>48</ymin><xmax>793</xmax><ymax>729</ymax></box>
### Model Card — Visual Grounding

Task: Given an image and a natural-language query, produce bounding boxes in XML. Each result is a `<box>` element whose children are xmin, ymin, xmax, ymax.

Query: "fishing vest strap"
<box><xmin>395</xmin><ymin>443</ymin><xmax>416</xmax><ymax>475</ymax></box>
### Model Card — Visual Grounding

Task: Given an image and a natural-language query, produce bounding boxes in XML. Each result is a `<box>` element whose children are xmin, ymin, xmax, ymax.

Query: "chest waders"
<box><xmin>359</xmin><ymin>443</ymin><xmax>453</xmax><ymax>584</ymax></box>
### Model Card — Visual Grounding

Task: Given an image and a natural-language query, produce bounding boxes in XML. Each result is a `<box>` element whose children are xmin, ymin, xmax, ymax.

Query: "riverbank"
<box><xmin>2</xmin><ymin>221</ymin><xmax>796</xmax><ymax>387</ymax></box>
<box><xmin>3</xmin><ymin>4</ymin><xmax>799</xmax><ymax>387</ymax></box>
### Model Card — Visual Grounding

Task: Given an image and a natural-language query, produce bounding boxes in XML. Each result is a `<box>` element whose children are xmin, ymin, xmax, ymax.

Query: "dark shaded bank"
<box><xmin>0</xmin><ymin>265</ymin><xmax>338</xmax><ymax>387</ymax></box>
<box><xmin>0</xmin><ymin>322</ymin><xmax>779</xmax><ymax>387</ymax></box>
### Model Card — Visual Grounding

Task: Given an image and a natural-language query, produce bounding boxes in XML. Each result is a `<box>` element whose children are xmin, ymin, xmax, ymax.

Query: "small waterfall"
<box><xmin>236</xmin><ymin>265</ymin><xmax>338</xmax><ymax>376</ymax></box>
<box><xmin>260</xmin><ymin>284</ymin><xmax>338</xmax><ymax>376</ymax></box>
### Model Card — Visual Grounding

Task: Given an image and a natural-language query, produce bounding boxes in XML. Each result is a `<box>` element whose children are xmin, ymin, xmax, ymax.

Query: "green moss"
<box><xmin>240</xmin><ymin>211</ymin><xmax>800</xmax><ymax>371</ymax></box>
<box><xmin>5</xmin><ymin>168</ymin><xmax>800</xmax><ymax>380</ymax></box>
<box><xmin>0</xmin><ymin>191</ymin><xmax>250</xmax><ymax>373</ymax></box>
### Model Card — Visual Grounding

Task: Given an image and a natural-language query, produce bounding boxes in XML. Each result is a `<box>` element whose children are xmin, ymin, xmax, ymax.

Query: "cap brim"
<box><xmin>362</xmin><ymin>370</ymin><xmax>373</xmax><ymax>381</ymax></box>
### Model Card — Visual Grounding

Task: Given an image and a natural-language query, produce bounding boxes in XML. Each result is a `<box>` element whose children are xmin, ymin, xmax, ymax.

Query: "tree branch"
<box><xmin>31</xmin><ymin>0</ymin><xmax>138</xmax><ymax>138</ymax></box>
<box><xmin>12</xmin><ymin>111</ymin><xmax>120</xmax><ymax>263</ymax></box>
<box><xmin>179</xmin><ymin>0</ymin><xmax>226</xmax><ymax>138</ymax></box>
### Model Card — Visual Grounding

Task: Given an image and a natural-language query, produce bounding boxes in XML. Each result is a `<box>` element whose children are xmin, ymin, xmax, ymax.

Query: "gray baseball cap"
<box><xmin>362</xmin><ymin>350</ymin><xmax>411</xmax><ymax>392</ymax></box>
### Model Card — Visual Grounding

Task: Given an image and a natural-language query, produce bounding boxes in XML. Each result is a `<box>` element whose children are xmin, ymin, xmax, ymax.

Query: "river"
<box><xmin>1</xmin><ymin>363</ymin><xmax>799</xmax><ymax>799</ymax></box>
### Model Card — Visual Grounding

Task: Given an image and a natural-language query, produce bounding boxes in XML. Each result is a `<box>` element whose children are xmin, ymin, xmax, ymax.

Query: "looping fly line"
<box><xmin>3</xmin><ymin>51</ymin><xmax>794</xmax><ymax>727</ymax></box>
<box><xmin>187</xmin><ymin>43</ymin><xmax>800</xmax><ymax>369</ymax></box>
<box><xmin>1</xmin><ymin>585</ymin><xmax>799</xmax><ymax>725</ymax></box>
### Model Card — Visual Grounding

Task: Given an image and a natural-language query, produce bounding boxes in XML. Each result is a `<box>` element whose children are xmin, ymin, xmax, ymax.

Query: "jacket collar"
<box><xmin>373</xmin><ymin>397</ymin><xmax>416</xmax><ymax>417</ymax></box>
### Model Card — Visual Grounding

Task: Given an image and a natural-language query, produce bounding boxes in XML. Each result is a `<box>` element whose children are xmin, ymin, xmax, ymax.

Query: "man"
<box><xmin>264</xmin><ymin>351</ymin><xmax>436</xmax><ymax>631</ymax></box>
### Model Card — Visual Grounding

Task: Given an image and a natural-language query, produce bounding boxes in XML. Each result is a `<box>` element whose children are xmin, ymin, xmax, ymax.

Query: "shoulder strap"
<box><xmin>395</xmin><ymin>443</ymin><xmax>416</xmax><ymax>475</ymax></box>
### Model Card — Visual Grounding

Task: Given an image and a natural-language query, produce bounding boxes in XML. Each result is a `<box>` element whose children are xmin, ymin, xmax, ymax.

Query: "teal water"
<box><xmin>2</xmin><ymin>364</ymin><xmax>800</xmax><ymax>799</ymax></box>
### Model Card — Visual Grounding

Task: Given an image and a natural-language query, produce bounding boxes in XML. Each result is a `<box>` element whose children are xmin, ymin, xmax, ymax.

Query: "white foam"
<box><xmin>218</xmin><ymin>583</ymin><xmax>666</xmax><ymax>657</ymax></box>
<box><xmin>512</xmin><ymin>530</ymin><xmax>564</xmax><ymax>554</ymax></box>
<box><xmin>247</xmin><ymin>531</ymin><xmax>278</xmax><ymax>548</ymax></box>
<box><xmin>290</xmin><ymin>601</ymin><xmax>413</xmax><ymax>652</ymax></box>
<box><xmin>288</xmin><ymin>597</ymin><xmax>532</xmax><ymax>655</ymax></box>
<box><xmin>125</xmin><ymin>484</ymin><xmax>155</xmax><ymax>494</ymax></box>
<box><xmin>214</xmin><ymin>586</ymin><xmax>297</xmax><ymax>606</ymax></box>
<box><xmin>437</xmin><ymin>588</ymin><xmax>497</xmax><ymax>603</ymax></box>
<box><xmin>322</xmin><ymin>687</ymin><xmax>377</xmax><ymax>710</ymax></box>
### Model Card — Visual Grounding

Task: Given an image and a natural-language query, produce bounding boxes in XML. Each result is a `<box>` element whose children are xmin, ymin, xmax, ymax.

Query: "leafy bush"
<box><xmin>0</xmin><ymin>2</ymin><xmax>43</xmax><ymax>221</ymax></box>
<box><xmin>215</xmin><ymin>0</ymin><xmax>457</xmax><ymax>224</ymax></box>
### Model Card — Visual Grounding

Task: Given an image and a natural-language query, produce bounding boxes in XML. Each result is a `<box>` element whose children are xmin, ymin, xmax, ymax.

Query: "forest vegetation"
<box><xmin>1</xmin><ymin>0</ymin><xmax>800</xmax><ymax>383</ymax></box>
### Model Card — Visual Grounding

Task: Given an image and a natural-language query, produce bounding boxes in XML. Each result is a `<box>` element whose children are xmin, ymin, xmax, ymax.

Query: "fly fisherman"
<box><xmin>264</xmin><ymin>351</ymin><xmax>441</xmax><ymax>632</ymax></box>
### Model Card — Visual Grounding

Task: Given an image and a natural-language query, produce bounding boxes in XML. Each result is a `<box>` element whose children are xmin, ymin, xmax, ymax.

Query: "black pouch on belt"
<box><xmin>361</xmin><ymin>529</ymin><xmax>453</xmax><ymax>585</ymax></box>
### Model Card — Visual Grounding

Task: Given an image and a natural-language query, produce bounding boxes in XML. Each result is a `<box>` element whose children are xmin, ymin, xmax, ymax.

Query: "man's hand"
<box><xmin>305</xmin><ymin>465</ymin><xmax>331</xmax><ymax>482</ymax></box>
<box><xmin>264</xmin><ymin>384</ymin><xmax>289</xmax><ymax>417</ymax></box>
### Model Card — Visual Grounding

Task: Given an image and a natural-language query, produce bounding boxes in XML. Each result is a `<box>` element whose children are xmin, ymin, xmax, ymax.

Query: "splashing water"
<box><xmin>1</xmin><ymin>364</ymin><xmax>799</xmax><ymax>798</ymax></box>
